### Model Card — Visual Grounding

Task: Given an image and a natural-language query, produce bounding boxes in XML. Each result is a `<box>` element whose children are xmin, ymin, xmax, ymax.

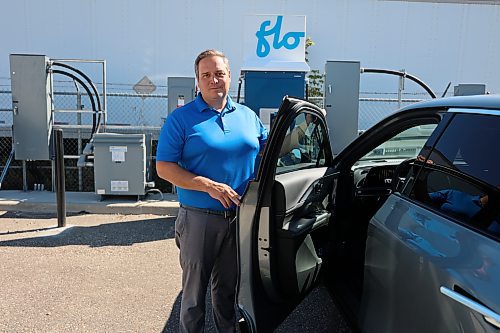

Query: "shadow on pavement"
<box><xmin>162</xmin><ymin>290</ymin><xmax>220</xmax><ymax>333</ymax></box>
<box><xmin>163</xmin><ymin>292</ymin><xmax>182</xmax><ymax>332</ymax></box>
<box><xmin>0</xmin><ymin>216</ymin><xmax>175</xmax><ymax>247</ymax></box>
<box><xmin>162</xmin><ymin>285</ymin><xmax>349</xmax><ymax>333</ymax></box>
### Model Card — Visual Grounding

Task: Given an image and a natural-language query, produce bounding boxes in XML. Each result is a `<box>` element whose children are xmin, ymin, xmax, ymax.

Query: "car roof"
<box><xmin>399</xmin><ymin>94</ymin><xmax>500</xmax><ymax>115</ymax></box>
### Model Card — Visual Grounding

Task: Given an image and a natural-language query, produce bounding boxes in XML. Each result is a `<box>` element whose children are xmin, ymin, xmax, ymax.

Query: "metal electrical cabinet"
<box><xmin>93</xmin><ymin>133</ymin><xmax>148</xmax><ymax>197</ymax></box>
<box><xmin>454</xmin><ymin>84</ymin><xmax>486</xmax><ymax>96</ymax></box>
<box><xmin>10</xmin><ymin>54</ymin><xmax>53</xmax><ymax>160</ymax></box>
<box><xmin>168</xmin><ymin>77</ymin><xmax>195</xmax><ymax>115</ymax></box>
<box><xmin>324</xmin><ymin>61</ymin><xmax>360</xmax><ymax>155</ymax></box>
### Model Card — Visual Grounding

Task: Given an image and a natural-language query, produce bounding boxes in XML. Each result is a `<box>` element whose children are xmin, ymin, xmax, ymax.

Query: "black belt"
<box><xmin>180</xmin><ymin>204</ymin><xmax>236</xmax><ymax>219</ymax></box>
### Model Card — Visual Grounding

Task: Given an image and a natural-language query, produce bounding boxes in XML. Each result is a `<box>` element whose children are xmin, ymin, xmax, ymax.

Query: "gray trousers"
<box><xmin>175</xmin><ymin>207</ymin><xmax>237</xmax><ymax>333</ymax></box>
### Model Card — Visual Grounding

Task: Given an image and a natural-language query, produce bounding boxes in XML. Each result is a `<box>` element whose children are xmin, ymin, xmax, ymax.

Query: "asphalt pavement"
<box><xmin>0</xmin><ymin>190</ymin><xmax>351</xmax><ymax>332</ymax></box>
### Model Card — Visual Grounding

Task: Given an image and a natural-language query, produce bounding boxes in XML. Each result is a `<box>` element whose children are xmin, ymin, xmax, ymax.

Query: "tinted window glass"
<box><xmin>276</xmin><ymin>112</ymin><xmax>326</xmax><ymax>174</ymax></box>
<box><xmin>408</xmin><ymin>113</ymin><xmax>500</xmax><ymax>239</ymax></box>
<box><xmin>428</xmin><ymin>114</ymin><xmax>500</xmax><ymax>186</ymax></box>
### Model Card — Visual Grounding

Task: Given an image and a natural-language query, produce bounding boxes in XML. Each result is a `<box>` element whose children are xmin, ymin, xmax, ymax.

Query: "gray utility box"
<box><xmin>324</xmin><ymin>61</ymin><xmax>360</xmax><ymax>155</ymax></box>
<box><xmin>10</xmin><ymin>54</ymin><xmax>52</xmax><ymax>160</ymax></box>
<box><xmin>454</xmin><ymin>84</ymin><xmax>486</xmax><ymax>96</ymax></box>
<box><xmin>168</xmin><ymin>77</ymin><xmax>195</xmax><ymax>115</ymax></box>
<box><xmin>93</xmin><ymin>133</ymin><xmax>147</xmax><ymax>196</ymax></box>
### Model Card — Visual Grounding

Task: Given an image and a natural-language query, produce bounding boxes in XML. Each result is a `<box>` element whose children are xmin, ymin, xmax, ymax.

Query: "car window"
<box><xmin>407</xmin><ymin>113</ymin><xmax>500</xmax><ymax>240</ymax></box>
<box><xmin>426</xmin><ymin>113</ymin><xmax>500</xmax><ymax>186</ymax></box>
<box><xmin>358</xmin><ymin>124</ymin><xmax>437</xmax><ymax>162</ymax></box>
<box><xmin>276</xmin><ymin>112</ymin><xmax>326</xmax><ymax>174</ymax></box>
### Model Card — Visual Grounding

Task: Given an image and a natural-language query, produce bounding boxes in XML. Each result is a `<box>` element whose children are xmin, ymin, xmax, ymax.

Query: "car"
<box><xmin>236</xmin><ymin>95</ymin><xmax>500</xmax><ymax>332</ymax></box>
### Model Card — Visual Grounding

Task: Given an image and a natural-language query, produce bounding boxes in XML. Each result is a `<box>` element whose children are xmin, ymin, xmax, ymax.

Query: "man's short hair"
<box><xmin>194</xmin><ymin>49</ymin><xmax>230</xmax><ymax>79</ymax></box>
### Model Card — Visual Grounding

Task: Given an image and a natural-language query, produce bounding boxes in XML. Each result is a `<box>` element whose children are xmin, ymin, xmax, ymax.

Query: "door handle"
<box><xmin>440</xmin><ymin>286</ymin><xmax>500</xmax><ymax>329</ymax></box>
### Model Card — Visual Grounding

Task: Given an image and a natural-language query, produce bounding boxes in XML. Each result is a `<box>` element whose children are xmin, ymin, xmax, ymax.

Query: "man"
<box><xmin>156</xmin><ymin>49</ymin><xmax>268</xmax><ymax>332</ymax></box>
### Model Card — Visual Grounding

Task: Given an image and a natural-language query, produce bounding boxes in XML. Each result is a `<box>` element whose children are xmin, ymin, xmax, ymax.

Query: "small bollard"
<box><xmin>54</xmin><ymin>129</ymin><xmax>66</xmax><ymax>228</ymax></box>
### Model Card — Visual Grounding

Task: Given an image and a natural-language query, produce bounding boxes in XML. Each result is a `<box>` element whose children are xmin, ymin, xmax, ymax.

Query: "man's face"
<box><xmin>197</xmin><ymin>56</ymin><xmax>231</xmax><ymax>102</ymax></box>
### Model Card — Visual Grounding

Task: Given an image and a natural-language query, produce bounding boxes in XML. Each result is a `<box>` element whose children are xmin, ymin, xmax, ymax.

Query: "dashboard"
<box><xmin>352</xmin><ymin>160</ymin><xmax>404</xmax><ymax>197</ymax></box>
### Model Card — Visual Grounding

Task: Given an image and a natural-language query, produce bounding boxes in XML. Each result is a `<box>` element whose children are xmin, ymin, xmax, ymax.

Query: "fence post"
<box><xmin>398</xmin><ymin>69</ymin><xmax>405</xmax><ymax>109</ymax></box>
<box><xmin>22</xmin><ymin>160</ymin><xmax>27</xmax><ymax>191</ymax></box>
<box><xmin>54</xmin><ymin>129</ymin><xmax>66</xmax><ymax>227</ymax></box>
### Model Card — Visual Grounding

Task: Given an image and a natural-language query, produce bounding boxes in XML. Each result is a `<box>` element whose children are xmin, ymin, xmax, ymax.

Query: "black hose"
<box><xmin>361</xmin><ymin>68</ymin><xmax>437</xmax><ymax>99</ymax></box>
<box><xmin>52</xmin><ymin>62</ymin><xmax>102</xmax><ymax>133</ymax></box>
<box><xmin>51</xmin><ymin>69</ymin><xmax>99</xmax><ymax>135</ymax></box>
<box><xmin>52</xmin><ymin>62</ymin><xmax>102</xmax><ymax>111</ymax></box>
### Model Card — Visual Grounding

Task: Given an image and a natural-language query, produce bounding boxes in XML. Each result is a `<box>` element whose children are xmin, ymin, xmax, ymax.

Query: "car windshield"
<box><xmin>358</xmin><ymin>124</ymin><xmax>437</xmax><ymax>162</ymax></box>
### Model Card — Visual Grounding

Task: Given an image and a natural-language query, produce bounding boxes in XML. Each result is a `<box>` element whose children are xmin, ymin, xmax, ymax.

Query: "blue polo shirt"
<box><xmin>156</xmin><ymin>94</ymin><xmax>268</xmax><ymax>210</ymax></box>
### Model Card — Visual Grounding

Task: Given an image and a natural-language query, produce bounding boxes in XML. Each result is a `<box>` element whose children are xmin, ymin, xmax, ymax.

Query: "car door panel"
<box><xmin>270</xmin><ymin>168</ymin><xmax>335</xmax><ymax>296</ymax></box>
<box><xmin>238</xmin><ymin>169</ymin><xmax>336</xmax><ymax>332</ymax></box>
<box><xmin>237</xmin><ymin>97</ymin><xmax>335</xmax><ymax>333</ymax></box>
<box><xmin>257</xmin><ymin>163</ymin><xmax>335</xmax><ymax>299</ymax></box>
<box><xmin>361</xmin><ymin>194</ymin><xmax>500</xmax><ymax>332</ymax></box>
<box><xmin>274</xmin><ymin>167</ymin><xmax>329</xmax><ymax>213</ymax></box>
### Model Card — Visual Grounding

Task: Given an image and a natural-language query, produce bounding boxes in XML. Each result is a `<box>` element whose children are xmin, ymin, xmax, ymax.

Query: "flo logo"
<box><xmin>255</xmin><ymin>16</ymin><xmax>305</xmax><ymax>58</ymax></box>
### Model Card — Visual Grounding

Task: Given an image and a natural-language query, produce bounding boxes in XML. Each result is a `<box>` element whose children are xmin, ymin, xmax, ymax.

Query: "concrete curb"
<box><xmin>0</xmin><ymin>190</ymin><xmax>179</xmax><ymax>216</ymax></box>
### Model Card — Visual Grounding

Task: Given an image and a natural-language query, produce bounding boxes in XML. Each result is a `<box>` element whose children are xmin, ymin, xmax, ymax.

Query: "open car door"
<box><xmin>236</xmin><ymin>97</ymin><xmax>336</xmax><ymax>332</ymax></box>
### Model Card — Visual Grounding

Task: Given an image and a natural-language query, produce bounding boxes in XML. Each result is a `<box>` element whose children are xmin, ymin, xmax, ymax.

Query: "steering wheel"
<box><xmin>391</xmin><ymin>158</ymin><xmax>417</xmax><ymax>193</ymax></box>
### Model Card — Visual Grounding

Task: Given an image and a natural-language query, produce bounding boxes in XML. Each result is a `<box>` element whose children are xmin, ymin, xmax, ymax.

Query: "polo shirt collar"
<box><xmin>194</xmin><ymin>93</ymin><xmax>236</xmax><ymax>113</ymax></box>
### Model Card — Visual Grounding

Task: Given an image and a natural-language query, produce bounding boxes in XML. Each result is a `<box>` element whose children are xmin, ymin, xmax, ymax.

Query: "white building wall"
<box><xmin>1</xmin><ymin>0</ymin><xmax>499</xmax><ymax>94</ymax></box>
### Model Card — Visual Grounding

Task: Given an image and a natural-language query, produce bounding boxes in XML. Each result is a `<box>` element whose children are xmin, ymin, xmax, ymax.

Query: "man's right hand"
<box><xmin>206</xmin><ymin>181</ymin><xmax>241</xmax><ymax>209</ymax></box>
<box><xmin>156</xmin><ymin>161</ymin><xmax>240</xmax><ymax>209</ymax></box>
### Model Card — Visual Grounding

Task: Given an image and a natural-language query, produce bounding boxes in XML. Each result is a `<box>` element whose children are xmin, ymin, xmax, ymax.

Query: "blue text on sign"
<box><xmin>255</xmin><ymin>16</ymin><xmax>305</xmax><ymax>58</ymax></box>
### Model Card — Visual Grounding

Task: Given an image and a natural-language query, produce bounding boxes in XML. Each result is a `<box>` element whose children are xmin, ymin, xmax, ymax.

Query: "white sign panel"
<box><xmin>109</xmin><ymin>146</ymin><xmax>127</xmax><ymax>162</ymax></box>
<box><xmin>111</xmin><ymin>180</ymin><xmax>129</xmax><ymax>192</ymax></box>
<box><xmin>259</xmin><ymin>108</ymin><xmax>278</xmax><ymax>132</ymax></box>
<box><xmin>242</xmin><ymin>15</ymin><xmax>309</xmax><ymax>72</ymax></box>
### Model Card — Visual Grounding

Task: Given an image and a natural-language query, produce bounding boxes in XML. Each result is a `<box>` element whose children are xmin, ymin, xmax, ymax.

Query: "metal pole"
<box><xmin>75</xmin><ymin>82</ymin><xmax>83</xmax><ymax>192</ymax></box>
<box><xmin>398</xmin><ymin>69</ymin><xmax>405</xmax><ymax>109</ymax></box>
<box><xmin>22</xmin><ymin>160</ymin><xmax>27</xmax><ymax>192</ymax></box>
<box><xmin>54</xmin><ymin>129</ymin><xmax>66</xmax><ymax>227</ymax></box>
<box><xmin>51</xmin><ymin>160</ymin><xmax>55</xmax><ymax>192</ymax></box>
<box><xmin>102</xmin><ymin>60</ymin><xmax>107</xmax><ymax>128</ymax></box>
<box><xmin>50</xmin><ymin>63</ymin><xmax>56</xmax><ymax>193</ymax></box>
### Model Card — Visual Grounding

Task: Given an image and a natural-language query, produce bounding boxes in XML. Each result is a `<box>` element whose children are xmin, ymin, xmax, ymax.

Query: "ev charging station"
<box><xmin>241</xmin><ymin>15</ymin><xmax>309</xmax><ymax>130</ymax></box>
<box><xmin>239</xmin><ymin>15</ymin><xmax>363</xmax><ymax>154</ymax></box>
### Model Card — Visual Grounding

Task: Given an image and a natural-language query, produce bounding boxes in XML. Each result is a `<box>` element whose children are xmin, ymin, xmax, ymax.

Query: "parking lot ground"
<box><xmin>0</xmin><ymin>207</ymin><xmax>351</xmax><ymax>332</ymax></box>
<box><xmin>0</xmin><ymin>211</ymin><xmax>182</xmax><ymax>332</ymax></box>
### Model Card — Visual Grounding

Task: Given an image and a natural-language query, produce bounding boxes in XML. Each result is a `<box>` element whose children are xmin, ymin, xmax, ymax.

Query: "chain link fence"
<box><xmin>0</xmin><ymin>82</ymin><xmax>169</xmax><ymax>193</ymax></box>
<box><xmin>0</xmin><ymin>82</ymin><xmax>433</xmax><ymax>193</ymax></box>
<box><xmin>307</xmin><ymin>95</ymin><xmax>428</xmax><ymax>130</ymax></box>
